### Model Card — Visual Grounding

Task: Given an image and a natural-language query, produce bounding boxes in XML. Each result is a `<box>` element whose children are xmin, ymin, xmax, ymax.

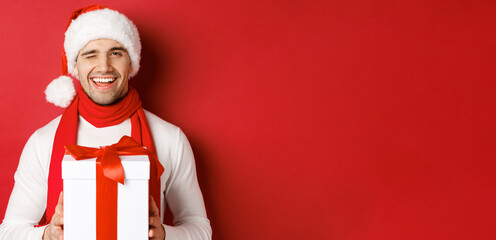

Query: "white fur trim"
<box><xmin>45</xmin><ymin>76</ymin><xmax>76</xmax><ymax>108</ymax></box>
<box><xmin>64</xmin><ymin>9</ymin><xmax>141</xmax><ymax>77</ymax></box>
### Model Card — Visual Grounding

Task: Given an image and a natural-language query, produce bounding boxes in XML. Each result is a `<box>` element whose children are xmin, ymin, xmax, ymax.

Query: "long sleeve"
<box><xmin>0</xmin><ymin>131</ymin><xmax>49</xmax><ymax>239</ymax></box>
<box><xmin>0</xmin><ymin>113</ymin><xmax>212</xmax><ymax>240</ymax></box>
<box><xmin>161</xmin><ymin>129</ymin><xmax>212</xmax><ymax>240</ymax></box>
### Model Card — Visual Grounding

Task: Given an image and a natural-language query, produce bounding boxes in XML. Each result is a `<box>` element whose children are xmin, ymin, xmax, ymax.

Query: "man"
<box><xmin>0</xmin><ymin>5</ymin><xmax>212</xmax><ymax>240</ymax></box>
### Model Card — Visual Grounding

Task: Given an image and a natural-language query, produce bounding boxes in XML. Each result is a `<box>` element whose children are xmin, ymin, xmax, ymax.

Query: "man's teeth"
<box><xmin>92</xmin><ymin>77</ymin><xmax>115</xmax><ymax>83</ymax></box>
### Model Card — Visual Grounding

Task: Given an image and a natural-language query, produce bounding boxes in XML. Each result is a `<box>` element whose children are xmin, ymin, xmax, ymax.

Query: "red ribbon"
<box><xmin>65</xmin><ymin>136</ymin><xmax>152</xmax><ymax>240</ymax></box>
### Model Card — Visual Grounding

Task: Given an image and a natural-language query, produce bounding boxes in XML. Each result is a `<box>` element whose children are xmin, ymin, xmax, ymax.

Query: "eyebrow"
<box><xmin>80</xmin><ymin>47</ymin><xmax>128</xmax><ymax>56</ymax></box>
<box><xmin>110</xmin><ymin>47</ymin><xmax>128</xmax><ymax>52</ymax></box>
<box><xmin>80</xmin><ymin>50</ymin><xmax>97</xmax><ymax>56</ymax></box>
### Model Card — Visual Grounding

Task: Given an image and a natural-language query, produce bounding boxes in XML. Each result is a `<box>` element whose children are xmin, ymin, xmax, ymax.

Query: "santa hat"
<box><xmin>45</xmin><ymin>4</ymin><xmax>141</xmax><ymax>108</ymax></box>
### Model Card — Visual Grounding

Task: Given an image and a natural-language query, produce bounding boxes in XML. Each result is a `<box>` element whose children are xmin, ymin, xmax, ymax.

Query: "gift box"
<box><xmin>62</xmin><ymin>153</ymin><xmax>150</xmax><ymax>240</ymax></box>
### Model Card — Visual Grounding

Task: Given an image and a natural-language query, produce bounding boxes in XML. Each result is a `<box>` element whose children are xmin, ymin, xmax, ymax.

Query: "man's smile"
<box><xmin>90</xmin><ymin>76</ymin><xmax>118</xmax><ymax>89</ymax></box>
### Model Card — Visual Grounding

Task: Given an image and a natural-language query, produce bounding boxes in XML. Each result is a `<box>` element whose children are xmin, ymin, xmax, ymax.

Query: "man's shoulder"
<box><xmin>21</xmin><ymin>115</ymin><xmax>62</xmax><ymax>150</ymax></box>
<box><xmin>145</xmin><ymin>110</ymin><xmax>181</xmax><ymax>135</ymax></box>
<box><xmin>143</xmin><ymin>110</ymin><xmax>189</xmax><ymax>148</ymax></box>
<box><xmin>143</xmin><ymin>110</ymin><xmax>180</xmax><ymax>133</ymax></box>
<box><xmin>34</xmin><ymin>115</ymin><xmax>62</xmax><ymax>137</ymax></box>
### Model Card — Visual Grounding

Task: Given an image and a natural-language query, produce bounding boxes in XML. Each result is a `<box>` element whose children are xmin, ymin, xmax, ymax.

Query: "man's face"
<box><xmin>73</xmin><ymin>39</ymin><xmax>132</xmax><ymax>105</ymax></box>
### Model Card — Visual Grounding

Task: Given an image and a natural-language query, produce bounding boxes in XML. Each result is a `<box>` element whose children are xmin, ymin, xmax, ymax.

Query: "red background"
<box><xmin>1</xmin><ymin>0</ymin><xmax>495</xmax><ymax>239</ymax></box>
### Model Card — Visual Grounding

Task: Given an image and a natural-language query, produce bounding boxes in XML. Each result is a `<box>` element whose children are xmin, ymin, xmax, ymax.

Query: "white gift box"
<box><xmin>62</xmin><ymin>154</ymin><xmax>150</xmax><ymax>240</ymax></box>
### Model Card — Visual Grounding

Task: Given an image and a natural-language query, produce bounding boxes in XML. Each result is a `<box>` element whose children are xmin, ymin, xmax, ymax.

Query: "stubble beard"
<box><xmin>81</xmin><ymin>78</ymin><xmax>128</xmax><ymax>106</ymax></box>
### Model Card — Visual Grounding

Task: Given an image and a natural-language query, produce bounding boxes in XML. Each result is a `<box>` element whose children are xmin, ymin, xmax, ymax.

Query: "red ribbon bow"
<box><xmin>65</xmin><ymin>135</ymin><xmax>152</xmax><ymax>184</ymax></box>
<box><xmin>64</xmin><ymin>135</ymin><xmax>153</xmax><ymax>240</ymax></box>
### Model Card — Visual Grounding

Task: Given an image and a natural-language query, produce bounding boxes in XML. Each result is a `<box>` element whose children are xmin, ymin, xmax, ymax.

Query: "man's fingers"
<box><xmin>43</xmin><ymin>192</ymin><xmax>65</xmax><ymax>240</ymax></box>
<box><xmin>52</xmin><ymin>191</ymin><xmax>64</xmax><ymax>227</ymax></box>
<box><xmin>55</xmin><ymin>191</ymin><xmax>64</xmax><ymax>214</ymax></box>
<box><xmin>56</xmin><ymin>230</ymin><xmax>64</xmax><ymax>240</ymax></box>
<box><xmin>59</xmin><ymin>191</ymin><xmax>64</xmax><ymax>210</ymax></box>
<box><xmin>44</xmin><ymin>222</ymin><xmax>64</xmax><ymax>240</ymax></box>
<box><xmin>148</xmin><ymin>195</ymin><xmax>165</xmax><ymax>239</ymax></box>
<box><xmin>149</xmin><ymin>228</ymin><xmax>161</xmax><ymax>239</ymax></box>
<box><xmin>149</xmin><ymin>195</ymin><xmax>159</xmax><ymax>217</ymax></box>
<box><xmin>149</xmin><ymin>214</ymin><xmax>159</xmax><ymax>227</ymax></box>
<box><xmin>52</xmin><ymin>215</ymin><xmax>64</xmax><ymax>227</ymax></box>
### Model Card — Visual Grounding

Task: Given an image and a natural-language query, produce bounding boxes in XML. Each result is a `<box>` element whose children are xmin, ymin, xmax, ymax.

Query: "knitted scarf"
<box><xmin>41</xmin><ymin>86</ymin><xmax>164</xmax><ymax>224</ymax></box>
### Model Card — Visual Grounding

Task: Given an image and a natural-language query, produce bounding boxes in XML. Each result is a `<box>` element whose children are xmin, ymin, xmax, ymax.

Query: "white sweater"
<box><xmin>0</xmin><ymin>110</ymin><xmax>212</xmax><ymax>239</ymax></box>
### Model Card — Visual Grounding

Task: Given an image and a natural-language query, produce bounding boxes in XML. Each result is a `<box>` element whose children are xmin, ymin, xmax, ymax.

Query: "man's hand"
<box><xmin>149</xmin><ymin>196</ymin><xmax>165</xmax><ymax>240</ymax></box>
<box><xmin>43</xmin><ymin>192</ymin><xmax>64</xmax><ymax>240</ymax></box>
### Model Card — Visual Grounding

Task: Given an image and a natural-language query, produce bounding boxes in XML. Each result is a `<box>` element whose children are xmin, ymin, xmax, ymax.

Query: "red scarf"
<box><xmin>41</xmin><ymin>86</ymin><xmax>164</xmax><ymax>224</ymax></box>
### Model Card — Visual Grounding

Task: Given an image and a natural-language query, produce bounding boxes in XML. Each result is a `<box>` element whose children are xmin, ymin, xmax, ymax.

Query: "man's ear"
<box><xmin>73</xmin><ymin>65</ymin><xmax>78</xmax><ymax>76</ymax></box>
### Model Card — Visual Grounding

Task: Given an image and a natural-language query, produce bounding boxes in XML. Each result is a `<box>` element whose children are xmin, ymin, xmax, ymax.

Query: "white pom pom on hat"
<box><xmin>45</xmin><ymin>76</ymin><xmax>76</xmax><ymax>108</ymax></box>
<box><xmin>45</xmin><ymin>4</ymin><xmax>141</xmax><ymax>108</ymax></box>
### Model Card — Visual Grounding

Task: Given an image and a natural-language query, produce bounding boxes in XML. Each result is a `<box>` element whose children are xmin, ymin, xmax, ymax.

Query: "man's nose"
<box><xmin>96</xmin><ymin>55</ymin><xmax>112</xmax><ymax>72</ymax></box>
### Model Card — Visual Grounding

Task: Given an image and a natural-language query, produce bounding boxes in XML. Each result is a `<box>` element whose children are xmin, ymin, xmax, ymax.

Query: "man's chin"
<box><xmin>88</xmin><ymin>94</ymin><xmax>118</xmax><ymax>106</ymax></box>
